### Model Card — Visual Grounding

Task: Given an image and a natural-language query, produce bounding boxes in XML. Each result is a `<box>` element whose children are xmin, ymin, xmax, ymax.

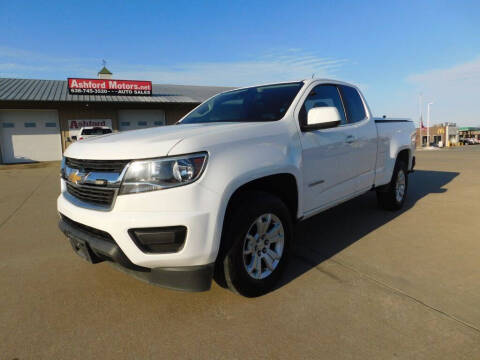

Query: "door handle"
<box><xmin>345</xmin><ymin>135</ymin><xmax>356</xmax><ymax>144</ymax></box>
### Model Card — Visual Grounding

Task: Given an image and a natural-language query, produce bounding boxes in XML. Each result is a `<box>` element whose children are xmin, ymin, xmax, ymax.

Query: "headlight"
<box><xmin>119</xmin><ymin>152</ymin><xmax>208</xmax><ymax>195</ymax></box>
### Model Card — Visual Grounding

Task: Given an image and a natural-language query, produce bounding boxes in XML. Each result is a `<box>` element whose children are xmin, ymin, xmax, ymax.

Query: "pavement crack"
<box><xmin>292</xmin><ymin>251</ymin><xmax>344</xmax><ymax>282</ymax></box>
<box><xmin>326</xmin><ymin>257</ymin><xmax>480</xmax><ymax>334</ymax></box>
<box><xmin>0</xmin><ymin>168</ymin><xmax>56</xmax><ymax>230</ymax></box>
<box><xmin>292</xmin><ymin>247</ymin><xmax>480</xmax><ymax>334</ymax></box>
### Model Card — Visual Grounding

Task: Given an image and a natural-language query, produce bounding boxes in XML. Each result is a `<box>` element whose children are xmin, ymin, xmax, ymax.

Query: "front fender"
<box><xmin>206</xmin><ymin>144</ymin><xmax>302</xmax><ymax>260</ymax></box>
<box><xmin>168</xmin><ymin>120</ymin><xmax>303</xmax><ymax>260</ymax></box>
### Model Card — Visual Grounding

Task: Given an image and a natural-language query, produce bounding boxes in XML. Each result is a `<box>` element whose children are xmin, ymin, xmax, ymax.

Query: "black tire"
<box><xmin>376</xmin><ymin>159</ymin><xmax>408</xmax><ymax>211</ymax></box>
<box><xmin>216</xmin><ymin>191</ymin><xmax>292</xmax><ymax>297</ymax></box>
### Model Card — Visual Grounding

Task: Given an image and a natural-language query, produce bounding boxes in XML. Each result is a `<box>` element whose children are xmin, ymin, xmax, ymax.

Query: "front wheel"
<box><xmin>218</xmin><ymin>191</ymin><xmax>292</xmax><ymax>297</ymax></box>
<box><xmin>376</xmin><ymin>160</ymin><xmax>408</xmax><ymax>211</ymax></box>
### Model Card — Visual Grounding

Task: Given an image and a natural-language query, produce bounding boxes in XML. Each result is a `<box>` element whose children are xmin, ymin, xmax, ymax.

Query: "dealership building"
<box><xmin>0</xmin><ymin>68</ymin><xmax>230</xmax><ymax>164</ymax></box>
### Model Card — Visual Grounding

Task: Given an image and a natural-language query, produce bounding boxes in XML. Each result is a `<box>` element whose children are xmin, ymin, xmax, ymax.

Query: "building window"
<box><xmin>138</xmin><ymin>121</ymin><xmax>147</xmax><ymax>126</ymax></box>
<box><xmin>154</xmin><ymin>121</ymin><xmax>163</xmax><ymax>126</ymax></box>
<box><xmin>45</xmin><ymin>122</ymin><xmax>57</xmax><ymax>128</ymax></box>
<box><xmin>24</xmin><ymin>122</ymin><xmax>36</xmax><ymax>128</ymax></box>
<box><xmin>120</xmin><ymin>121</ymin><xmax>130</xmax><ymax>127</ymax></box>
<box><xmin>2</xmin><ymin>122</ymin><xmax>14</xmax><ymax>128</ymax></box>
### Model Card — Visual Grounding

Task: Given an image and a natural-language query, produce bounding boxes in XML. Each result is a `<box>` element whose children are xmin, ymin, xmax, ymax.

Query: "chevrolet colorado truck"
<box><xmin>58</xmin><ymin>79</ymin><xmax>416</xmax><ymax>296</ymax></box>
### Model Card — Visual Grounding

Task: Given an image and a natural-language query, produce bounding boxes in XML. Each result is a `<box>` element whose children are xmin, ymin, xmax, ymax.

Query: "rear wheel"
<box><xmin>376</xmin><ymin>159</ymin><xmax>408</xmax><ymax>211</ymax></box>
<box><xmin>217</xmin><ymin>191</ymin><xmax>292</xmax><ymax>297</ymax></box>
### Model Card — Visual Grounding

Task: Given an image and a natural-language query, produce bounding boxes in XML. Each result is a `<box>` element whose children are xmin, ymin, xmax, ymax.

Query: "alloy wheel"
<box><xmin>242</xmin><ymin>213</ymin><xmax>285</xmax><ymax>280</ymax></box>
<box><xmin>395</xmin><ymin>169</ymin><xmax>406</xmax><ymax>203</ymax></box>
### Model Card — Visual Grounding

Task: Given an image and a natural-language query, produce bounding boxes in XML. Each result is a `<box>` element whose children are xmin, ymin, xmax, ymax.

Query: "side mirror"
<box><xmin>71</xmin><ymin>135</ymin><xmax>77</xmax><ymax>141</ymax></box>
<box><xmin>305</xmin><ymin>107</ymin><xmax>341</xmax><ymax>130</ymax></box>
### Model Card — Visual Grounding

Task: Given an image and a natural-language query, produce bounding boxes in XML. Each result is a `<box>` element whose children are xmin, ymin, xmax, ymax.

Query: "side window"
<box><xmin>339</xmin><ymin>85</ymin><xmax>367</xmax><ymax>123</ymax></box>
<box><xmin>299</xmin><ymin>85</ymin><xmax>347</xmax><ymax>126</ymax></box>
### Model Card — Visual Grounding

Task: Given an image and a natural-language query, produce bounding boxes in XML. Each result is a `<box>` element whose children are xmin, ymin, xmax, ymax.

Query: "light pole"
<box><xmin>419</xmin><ymin>93</ymin><xmax>423</xmax><ymax>146</ymax></box>
<box><xmin>427</xmin><ymin>102</ymin><xmax>434</xmax><ymax>146</ymax></box>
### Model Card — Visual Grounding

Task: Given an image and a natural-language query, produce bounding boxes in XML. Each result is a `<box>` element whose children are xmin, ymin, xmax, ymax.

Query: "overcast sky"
<box><xmin>0</xmin><ymin>0</ymin><xmax>479</xmax><ymax>126</ymax></box>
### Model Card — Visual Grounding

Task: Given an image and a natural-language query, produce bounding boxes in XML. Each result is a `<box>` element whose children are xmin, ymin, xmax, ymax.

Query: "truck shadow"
<box><xmin>276</xmin><ymin>169</ymin><xmax>459</xmax><ymax>292</ymax></box>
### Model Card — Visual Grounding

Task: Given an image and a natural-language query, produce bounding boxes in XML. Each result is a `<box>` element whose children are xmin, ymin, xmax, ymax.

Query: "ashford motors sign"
<box><xmin>68</xmin><ymin>78</ymin><xmax>152</xmax><ymax>96</ymax></box>
<box><xmin>68</xmin><ymin>119</ymin><xmax>112</xmax><ymax>131</ymax></box>
<box><xmin>67</xmin><ymin>119</ymin><xmax>113</xmax><ymax>139</ymax></box>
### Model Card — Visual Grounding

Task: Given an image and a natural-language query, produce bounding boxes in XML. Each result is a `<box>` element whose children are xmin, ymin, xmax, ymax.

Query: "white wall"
<box><xmin>0</xmin><ymin>110</ymin><xmax>62</xmax><ymax>163</ymax></box>
<box><xmin>118</xmin><ymin>109</ymin><xmax>165</xmax><ymax>131</ymax></box>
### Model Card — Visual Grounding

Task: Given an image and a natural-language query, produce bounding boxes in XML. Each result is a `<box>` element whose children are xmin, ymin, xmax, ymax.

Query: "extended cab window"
<box><xmin>339</xmin><ymin>85</ymin><xmax>367</xmax><ymax>123</ymax></box>
<box><xmin>180</xmin><ymin>82</ymin><xmax>304</xmax><ymax>124</ymax></box>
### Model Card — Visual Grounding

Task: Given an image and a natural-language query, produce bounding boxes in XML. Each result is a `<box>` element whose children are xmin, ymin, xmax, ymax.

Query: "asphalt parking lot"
<box><xmin>1</xmin><ymin>147</ymin><xmax>480</xmax><ymax>359</ymax></box>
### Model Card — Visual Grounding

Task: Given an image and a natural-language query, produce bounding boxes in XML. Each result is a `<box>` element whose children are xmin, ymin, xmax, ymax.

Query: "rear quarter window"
<box><xmin>339</xmin><ymin>85</ymin><xmax>367</xmax><ymax>124</ymax></box>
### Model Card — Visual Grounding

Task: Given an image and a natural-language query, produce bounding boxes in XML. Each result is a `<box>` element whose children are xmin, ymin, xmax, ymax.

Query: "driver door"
<box><xmin>298</xmin><ymin>84</ymin><xmax>358</xmax><ymax>213</ymax></box>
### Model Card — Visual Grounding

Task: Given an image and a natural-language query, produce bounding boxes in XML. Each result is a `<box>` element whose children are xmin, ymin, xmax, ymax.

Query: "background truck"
<box><xmin>71</xmin><ymin>126</ymin><xmax>113</xmax><ymax>141</ymax></box>
<box><xmin>58</xmin><ymin>79</ymin><xmax>416</xmax><ymax>296</ymax></box>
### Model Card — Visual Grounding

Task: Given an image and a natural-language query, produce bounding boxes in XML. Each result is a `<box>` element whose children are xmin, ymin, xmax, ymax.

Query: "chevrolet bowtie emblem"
<box><xmin>68</xmin><ymin>170</ymin><xmax>83</xmax><ymax>184</ymax></box>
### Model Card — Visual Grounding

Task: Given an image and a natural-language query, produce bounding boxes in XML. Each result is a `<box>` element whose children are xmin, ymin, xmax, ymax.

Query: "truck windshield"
<box><xmin>180</xmin><ymin>82</ymin><xmax>304</xmax><ymax>124</ymax></box>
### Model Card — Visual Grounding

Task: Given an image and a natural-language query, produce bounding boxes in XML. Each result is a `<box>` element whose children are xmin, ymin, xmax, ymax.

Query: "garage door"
<box><xmin>118</xmin><ymin>110</ymin><xmax>165</xmax><ymax>132</ymax></box>
<box><xmin>0</xmin><ymin>110</ymin><xmax>62</xmax><ymax>163</ymax></box>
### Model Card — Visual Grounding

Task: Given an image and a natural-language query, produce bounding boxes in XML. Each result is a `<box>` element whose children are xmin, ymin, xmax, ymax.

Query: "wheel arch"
<box><xmin>224</xmin><ymin>173</ymin><xmax>299</xmax><ymax>223</ymax></box>
<box><xmin>396</xmin><ymin>148</ymin><xmax>410</xmax><ymax>166</ymax></box>
<box><xmin>395</xmin><ymin>147</ymin><xmax>412</xmax><ymax>171</ymax></box>
<box><xmin>376</xmin><ymin>147</ymin><xmax>411</xmax><ymax>192</ymax></box>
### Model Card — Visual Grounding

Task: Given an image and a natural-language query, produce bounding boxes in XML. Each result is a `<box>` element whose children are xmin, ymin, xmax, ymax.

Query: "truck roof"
<box><xmin>219</xmin><ymin>78</ymin><xmax>361</xmax><ymax>94</ymax></box>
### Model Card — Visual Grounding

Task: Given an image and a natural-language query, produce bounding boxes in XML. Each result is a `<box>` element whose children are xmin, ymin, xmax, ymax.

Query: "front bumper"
<box><xmin>59</xmin><ymin>215</ymin><xmax>214</xmax><ymax>292</ymax></box>
<box><xmin>58</xmin><ymin>179</ymin><xmax>222</xmax><ymax>269</ymax></box>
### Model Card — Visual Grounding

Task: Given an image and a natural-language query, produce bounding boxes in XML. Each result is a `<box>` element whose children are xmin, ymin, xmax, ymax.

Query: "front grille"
<box><xmin>66</xmin><ymin>182</ymin><xmax>116</xmax><ymax>207</ymax></box>
<box><xmin>65</xmin><ymin>157</ymin><xmax>130</xmax><ymax>173</ymax></box>
<box><xmin>61</xmin><ymin>214</ymin><xmax>114</xmax><ymax>243</ymax></box>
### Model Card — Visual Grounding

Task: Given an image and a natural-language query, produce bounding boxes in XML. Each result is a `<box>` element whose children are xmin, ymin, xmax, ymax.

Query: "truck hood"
<box><xmin>64</xmin><ymin>122</ymin><xmax>259</xmax><ymax>160</ymax></box>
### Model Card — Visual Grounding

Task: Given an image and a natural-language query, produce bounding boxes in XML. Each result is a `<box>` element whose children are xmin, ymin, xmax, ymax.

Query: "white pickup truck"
<box><xmin>58</xmin><ymin>79</ymin><xmax>416</xmax><ymax>296</ymax></box>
